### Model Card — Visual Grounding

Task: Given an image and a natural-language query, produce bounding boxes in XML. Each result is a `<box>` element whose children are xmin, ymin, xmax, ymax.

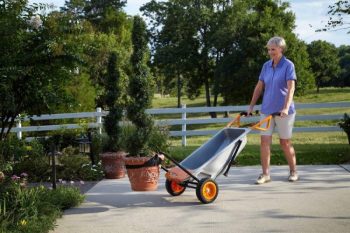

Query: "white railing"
<box><xmin>8</xmin><ymin>102</ymin><xmax>350</xmax><ymax>146</ymax></box>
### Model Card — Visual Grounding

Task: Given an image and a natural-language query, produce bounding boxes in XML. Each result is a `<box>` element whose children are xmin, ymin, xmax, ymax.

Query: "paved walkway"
<box><xmin>51</xmin><ymin>165</ymin><xmax>350</xmax><ymax>233</ymax></box>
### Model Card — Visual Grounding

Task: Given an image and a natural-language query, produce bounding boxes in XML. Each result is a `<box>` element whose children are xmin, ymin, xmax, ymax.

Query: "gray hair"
<box><xmin>266</xmin><ymin>36</ymin><xmax>286</xmax><ymax>51</ymax></box>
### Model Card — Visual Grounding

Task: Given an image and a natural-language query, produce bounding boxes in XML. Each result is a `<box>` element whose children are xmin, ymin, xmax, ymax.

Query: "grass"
<box><xmin>152</xmin><ymin>87</ymin><xmax>350</xmax><ymax>108</ymax></box>
<box><xmin>153</xmin><ymin>87</ymin><xmax>350</xmax><ymax>165</ymax></box>
<box><xmin>168</xmin><ymin>132</ymin><xmax>350</xmax><ymax>165</ymax></box>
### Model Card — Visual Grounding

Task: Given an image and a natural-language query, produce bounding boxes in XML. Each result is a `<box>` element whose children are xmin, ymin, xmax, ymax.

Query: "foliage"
<box><xmin>0</xmin><ymin>0</ymin><xmax>82</xmax><ymax>140</ymax></box>
<box><xmin>338</xmin><ymin>113</ymin><xmax>350</xmax><ymax>144</ymax></box>
<box><xmin>318</xmin><ymin>0</ymin><xmax>350</xmax><ymax>33</ymax></box>
<box><xmin>102</xmin><ymin>52</ymin><xmax>123</xmax><ymax>152</ymax></box>
<box><xmin>84</xmin><ymin>0</ymin><xmax>127</xmax><ymax>31</ymax></box>
<box><xmin>126</xmin><ymin>16</ymin><xmax>155</xmax><ymax>156</ymax></box>
<box><xmin>57</xmin><ymin>155</ymin><xmax>104</xmax><ymax>181</ymax></box>
<box><xmin>43</xmin><ymin>185</ymin><xmax>85</xmax><ymax>210</ymax></box>
<box><xmin>0</xmin><ymin>136</ymin><xmax>28</xmax><ymax>162</ymax></box>
<box><xmin>61</xmin><ymin>0</ymin><xmax>133</xmax><ymax>112</ymax></box>
<box><xmin>338</xmin><ymin>45</ymin><xmax>350</xmax><ymax>87</ymax></box>
<box><xmin>0</xmin><ymin>175</ymin><xmax>84</xmax><ymax>233</ymax></box>
<box><xmin>142</xmin><ymin>0</ymin><xmax>315</xmax><ymax>108</ymax></box>
<box><xmin>307</xmin><ymin>40</ymin><xmax>341</xmax><ymax>92</ymax></box>
<box><xmin>122</xmin><ymin>124</ymin><xmax>170</xmax><ymax>156</ymax></box>
<box><xmin>62</xmin><ymin>73</ymin><xmax>97</xmax><ymax>112</ymax></box>
<box><xmin>142</xmin><ymin>0</ymin><xmax>221</xmax><ymax>109</ymax></box>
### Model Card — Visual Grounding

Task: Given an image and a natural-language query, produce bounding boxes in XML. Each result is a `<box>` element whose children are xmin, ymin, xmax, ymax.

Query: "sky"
<box><xmin>30</xmin><ymin>0</ymin><xmax>349</xmax><ymax>47</ymax></box>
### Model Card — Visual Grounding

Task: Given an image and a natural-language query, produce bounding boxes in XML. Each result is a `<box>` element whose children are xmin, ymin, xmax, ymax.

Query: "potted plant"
<box><xmin>339</xmin><ymin>113</ymin><xmax>350</xmax><ymax>145</ymax></box>
<box><xmin>99</xmin><ymin>52</ymin><xmax>127</xmax><ymax>179</ymax></box>
<box><xmin>123</xmin><ymin>16</ymin><xmax>168</xmax><ymax>191</ymax></box>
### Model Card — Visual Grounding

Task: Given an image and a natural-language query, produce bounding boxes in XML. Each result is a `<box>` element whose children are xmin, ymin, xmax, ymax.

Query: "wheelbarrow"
<box><xmin>159</xmin><ymin>112</ymin><xmax>272</xmax><ymax>204</ymax></box>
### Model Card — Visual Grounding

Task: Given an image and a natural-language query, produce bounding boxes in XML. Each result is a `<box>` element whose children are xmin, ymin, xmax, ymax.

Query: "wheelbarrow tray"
<box><xmin>165</xmin><ymin>127</ymin><xmax>249</xmax><ymax>183</ymax></box>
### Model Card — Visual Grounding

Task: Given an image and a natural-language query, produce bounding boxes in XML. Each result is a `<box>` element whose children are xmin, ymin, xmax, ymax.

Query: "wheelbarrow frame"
<box><xmin>160</xmin><ymin>112</ymin><xmax>273</xmax><ymax>204</ymax></box>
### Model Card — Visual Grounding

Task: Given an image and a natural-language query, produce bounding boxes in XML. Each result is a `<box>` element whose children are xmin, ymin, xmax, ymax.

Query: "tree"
<box><xmin>84</xmin><ymin>0</ymin><xmax>127</xmax><ymax>32</ymax></box>
<box><xmin>126</xmin><ymin>16</ymin><xmax>154</xmax><ymax>156</ymax></box>
<box><xmin>338</xmin><ymin>45</ymin><xmax>350</xmax><ymax>87</ymax></box>
<box><xmin>215</xmin><ymin>0</ymin><xmax>314</xmax><ymax>104</ymax></box>
<box><xmin>61</xmin><ymin>0</ymin><xmax>133</xmax><ymax>110</ymax></box>
<box><xmin>141</xmin><ymin>0</ymin><xmax>203</xmax><ymax>108</ymax></box>
<box><xmin>307</xmin><ymin>40</ymin><xmax>341</xmax><ymax>92</ymax></box>
<box><xmin>103</xmin><ymin>52</ymin><xmax>123</xmax><ymax>151</ymax></box>
<box><xmin>142</xmin><ymin>0</ymin><xmax>225</xmax><ymax>114</ymax></box>
<box><xmin>0</xmin><ymin>0</ymin><xmax>81</xmax><ymax>140</ymax></box>
<box><xmin>143</xmin><ymin>0</ymin><xmax>314</xmax><ymax>109</ymax></box>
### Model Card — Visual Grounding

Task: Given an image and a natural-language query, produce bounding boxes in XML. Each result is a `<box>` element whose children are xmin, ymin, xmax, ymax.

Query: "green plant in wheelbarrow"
<box><xmin>123</xmin><ymin>15</ymin><xmax>170</xmax><ymax>191</ymax></box>
<box><xmin>339</xmin><ymin>113</ymin><xmax>350</xmax><ymax>145</ymax></box>
<box><xmin>99</xmin><ymin>52</ymin><xmax>127</xmax><ymax>179</ymax></box>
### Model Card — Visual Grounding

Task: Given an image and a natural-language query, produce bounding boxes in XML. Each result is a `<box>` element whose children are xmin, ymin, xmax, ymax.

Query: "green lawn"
<box><xmin>153</xmin><ymin>87</ymin><xmax>350</xmax><ymax>165</ymax></box>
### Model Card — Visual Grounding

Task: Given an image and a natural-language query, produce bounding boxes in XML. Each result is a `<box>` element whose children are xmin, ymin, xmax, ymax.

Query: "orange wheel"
<box><xmin>196</xmin><ymin>178</ymin><xmax>219</xmax><ymax>204</ymax></box>
<box><xmin>165</xmin><ymin>179</ymin><xmax>186</xmax><ymax>196</ymax></box>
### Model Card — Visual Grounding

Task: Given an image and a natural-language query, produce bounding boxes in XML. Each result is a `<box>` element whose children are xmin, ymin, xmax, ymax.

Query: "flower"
<box><xmin>80</xmin><ymin>180</ymin><xmax>85</xmax><ymax>185</ymax></box>
<box><xmin>20</xmin><ymin>172</ymin><xmax>28</xmax><ymax>177</ymax></box>
<box><xmin>11</xmin><ymin>175</ymin><xmax>20</xmax><ymax>181</ymax></box>
<box><xmin>70</xmin><ymin>181</ymin><xmax>75</xmax><ymax>185</ymax></box>
<box><xmin>20</xmin><ymin>219</ymin><xmax>27</xmax><ymax>226</ymax></box>
<box><xmin>28</xmin><ymin>15</ymin><xmax>43</xmax><ymax>30</ymax></box>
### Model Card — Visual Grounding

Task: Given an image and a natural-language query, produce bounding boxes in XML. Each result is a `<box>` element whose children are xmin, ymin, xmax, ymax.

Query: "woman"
<box><xmin>248</xmin><ymin>36</ymin><xmax>298</xmax><ymax>184</ymax></box>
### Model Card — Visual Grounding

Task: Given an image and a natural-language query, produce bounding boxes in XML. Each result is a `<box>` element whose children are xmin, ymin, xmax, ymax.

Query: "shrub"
<box><xmin>43</xmin><ymin>186</ymin><xmax>85</xmax><ymax>210</ymax></box>
<box><xmin>0</xmin><ymin>136</ymin><xmax>27</xmax><ymax>161</ymax></box>
<box><xmin>338</xmin><ymin>113</ymin><xmax>350</xmax><ymax>144</ymax></box>
<box><xmin>0</xmin><ymin>174</ymin><xmax>84</xmax><ymax>233</ymax></box>
<box><xmin>58</xmin><ymin>155</ymin><xmax>104</xmax><ymax>181</ymax></box>
<box><xmin>10</xmin><ymin>140</ymin><xmax>50</xmax><ymax>182</ymax></box>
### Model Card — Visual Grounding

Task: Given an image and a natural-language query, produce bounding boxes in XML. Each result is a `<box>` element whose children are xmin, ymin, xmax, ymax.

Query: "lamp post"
<box><xmin>76</xmin><ymin>133</ymin><xmax>94</xmax><ymax>165</ymax></box>
<box><xmin>50</xmin><ymin>144</ymin><xmax>57</xmax><ymax>189</ymax></box>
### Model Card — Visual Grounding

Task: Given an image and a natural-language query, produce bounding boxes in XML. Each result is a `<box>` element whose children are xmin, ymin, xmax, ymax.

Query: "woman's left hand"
<box><xmin>280</xmin><ymin>108</ymin><xmax>289</xmax><ymax>118</ymax></box>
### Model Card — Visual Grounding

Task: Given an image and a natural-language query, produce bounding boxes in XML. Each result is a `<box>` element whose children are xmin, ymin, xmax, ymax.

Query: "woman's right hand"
<box><xmin>247</xmin><ymin>106</ymin><xmax>254</xmax><ymax>116</ymax></box>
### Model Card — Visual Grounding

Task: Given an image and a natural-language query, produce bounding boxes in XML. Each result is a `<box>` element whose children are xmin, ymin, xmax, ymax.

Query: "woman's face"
<box><xmin>267</xmin><ymin>44</ymin><xmax>283</xmax><ymax>60</ymax></box>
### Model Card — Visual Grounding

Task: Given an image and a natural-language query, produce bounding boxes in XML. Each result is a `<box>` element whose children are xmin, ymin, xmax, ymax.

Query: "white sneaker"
<box><xmin>255</xmin><ymin>174</ymin><xmax>271</xmax><ymax>184</ymax></box>
<box><xmin>288</xmin><ymin>171</ymin><xmax>298</xmax><ymax>182</ymax></box>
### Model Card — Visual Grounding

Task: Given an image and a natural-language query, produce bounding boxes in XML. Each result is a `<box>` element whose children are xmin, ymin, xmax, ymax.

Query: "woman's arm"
<box><xmin>281</xmin><ymin>80</ymin><xmax>295</xmax><ymax>117</ymax></box>
<box><xmin>248</xmin><ymin>80</ymin><xmax>264</xmax><ymax>114</ymax></box>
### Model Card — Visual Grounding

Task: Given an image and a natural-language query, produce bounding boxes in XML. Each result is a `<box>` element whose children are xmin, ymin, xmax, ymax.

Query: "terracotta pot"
<box><xmin>100</xmin><ymin>151</ymin><xmax>127</xmax><ymax>179</ymax></box>
<box><xmin>124</xmin><ymin>157</ymin><xmax>160</xmax><ymax>191</ymax></box>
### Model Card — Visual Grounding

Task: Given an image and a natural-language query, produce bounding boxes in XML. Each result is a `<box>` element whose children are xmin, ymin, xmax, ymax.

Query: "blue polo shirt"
<box><xmin>259</xmin><ymin>56</ymin><xmax>297</xmax><ymax>115</ymax></box>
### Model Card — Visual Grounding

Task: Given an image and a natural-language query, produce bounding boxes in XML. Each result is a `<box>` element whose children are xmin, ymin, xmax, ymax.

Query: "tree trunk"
<box><xmin>177</xmin><ymin>72</ymin><xmax>181</xmax><ymax>108</ymax></box>
<box><xmin>204</xmin><ymin>79</ymin><xmax>216</xmax><ymax>118</ymax></box>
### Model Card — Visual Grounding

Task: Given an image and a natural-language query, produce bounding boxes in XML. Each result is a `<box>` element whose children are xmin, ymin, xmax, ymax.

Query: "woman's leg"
<box><xmin>261</xmin><ymin>135</ymin><xmax>272</xmax><ymax>175</ymax></box>
<box><xmin>280</xmin><ymin>139</ymin><xmax>296</xmax><ymax>172</ymax></box>
<box><xmin>275</xmin><ymin>113</ymin><xmax>298</xmax><ymax>179</ymax></box>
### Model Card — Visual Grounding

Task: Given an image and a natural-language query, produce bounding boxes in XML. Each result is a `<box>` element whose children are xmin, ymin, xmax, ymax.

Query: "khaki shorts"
<box><xmin>260</xmin><ymin>113</ymin><xmax>296</xmax><ymax>139</ymax></box>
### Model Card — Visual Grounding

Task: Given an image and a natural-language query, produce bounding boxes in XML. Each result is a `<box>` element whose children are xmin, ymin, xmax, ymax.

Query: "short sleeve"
<box><xmin>286</xmin><ymin>62</ymin><xmax>297</xmax><ymax>81</ymax></box>
<box><xmin>259</xmin><ymin>64</ymin><xmax>265</xmax><ymax>82</ymax></box>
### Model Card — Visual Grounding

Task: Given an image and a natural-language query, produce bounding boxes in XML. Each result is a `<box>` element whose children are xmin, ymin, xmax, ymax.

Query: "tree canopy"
<box><xmin>142</xmin><ymin>0</ymin><xmax>315</xmax><ymax>107</ymax></box>
<box><xmin>307</xmin><ymin>40</ymin><xmax>341</xmax><ymax>92</ymax></box>
<box><xmin>0</xmin><ymin>0</ymin><xmax>81</xmax><ymax>139</ymax></box>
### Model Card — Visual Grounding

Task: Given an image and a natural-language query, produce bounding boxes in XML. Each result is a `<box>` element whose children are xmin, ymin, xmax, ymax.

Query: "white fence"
<box><xmin>8</xmin><ymin>102</ymin><xmax>350</xmax><ymax>146</ymax></box>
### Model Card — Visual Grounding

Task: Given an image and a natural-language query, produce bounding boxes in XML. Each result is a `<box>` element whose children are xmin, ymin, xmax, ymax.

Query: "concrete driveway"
<box><xmin>52</xmin><ymin>165</ymin><xmax>350</xmax><ymax>233</ymax></box>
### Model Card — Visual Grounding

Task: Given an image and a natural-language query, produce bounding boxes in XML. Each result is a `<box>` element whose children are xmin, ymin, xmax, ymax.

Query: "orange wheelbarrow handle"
<box><xmin>227</xmin><ymin>113</ymin><xmax>273</xmax><ymax>131</ymax></box>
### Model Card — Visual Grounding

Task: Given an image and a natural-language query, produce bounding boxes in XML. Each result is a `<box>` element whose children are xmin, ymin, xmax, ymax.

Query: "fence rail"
<box><xmin>8</xmin><ymin>102</ymin><xmax>350</xmax><ymax>146</ymax></box>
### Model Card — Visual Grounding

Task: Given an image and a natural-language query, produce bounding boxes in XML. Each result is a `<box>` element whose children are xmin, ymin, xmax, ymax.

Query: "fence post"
<box><xmin>16</xmin><ymin>115</ymin><xmax>22</xmax><ymax>140</ymax></box>
<box><xmin>182</xmin><ymin>104</ymin><xmax>187</xmax><ymax>147</ymax></box>
<box><xmin>96</xmin><ymin>107</ymin><xmax>102</xmax><ymax>134</ymax></box>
